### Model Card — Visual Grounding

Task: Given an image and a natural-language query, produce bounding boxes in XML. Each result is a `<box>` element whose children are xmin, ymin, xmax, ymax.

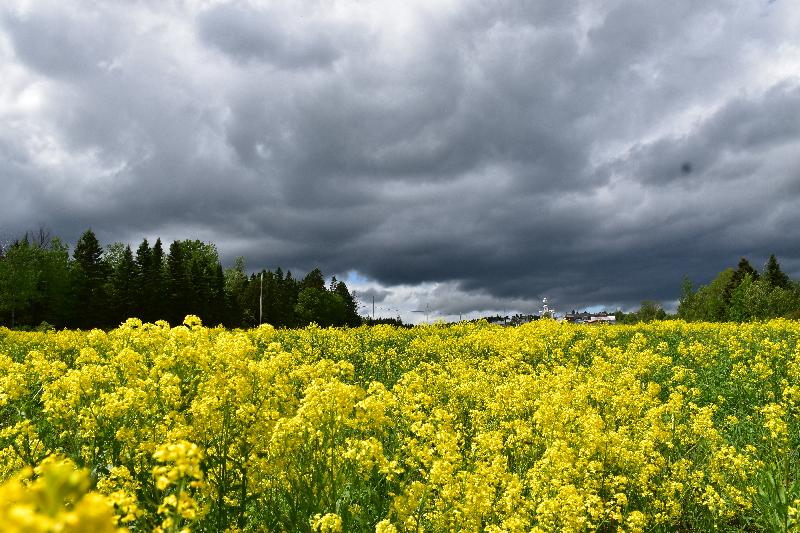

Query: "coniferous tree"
<box><xmin>724</xmin><ymin>257</ymin><xmax>759</xmax><ymax>307</ymax></box>
<box><xmin>270</xmin><ymin>268</ymin><xmax>289</xmax><ymax>327</ymax></box>
<box><xmin>72</xmin><ymin>229</ymin><xmax>109</xmax><ymax>328</ymax></box>
<box><xmin>189</xmin><ymin>258</ymin><xmax>207</xmax><ymax>319</ymax></box>
<box><xmin>334</xmin><ymin>280</ymin><xmax>361</xmax><ymax>327</ymax></box>
<box><xmin>33</xmin><ymin>238</ymin><xmax>72</xmax><ymax>327</ymax></box>
<box><xmin>733</xmin><ymin>257</ymin><xmax>759</xmax><ymax>283</ymax></box>
<box><xmin>764</xmin><ymin>254</ymin><xmax>790</xmax><ymax>289</ymax></box>
<box><xmin>281</xmin><ymin>270</ymin><xmax>299</xmax><ymax>327</ymax></box>
<box><xmin>135</xmin><ymin>239</ymin><xmax>152</xmax><ymax>320</ymax></box>
<box><xmin>210</xmin><ymin>263</ymin><xmax>226</xmax><ymax>326</ymax></box>
<box><xmin>265</xmin><ymin>270</ymin><xmax>279</xmax><ymax>325</ymax></box>
<box><xmin>0</xmin><ymin>230</ymin><xmax>381</xmax><ymax>328</ymax></box>
<box><xmin>167</xmin><ymin>240</ymin><xmax>190</xmax><ymax>325</ymax></box>
<box><xmin>302</xmin><ymin>268</ymin><xmax>326</xmax><ymax>291</ymax></box>
<box><xmin>150</xmin><ymin>239</ymin><xmax>166</xmax><ymax>321</ymax></box>
<box><xmin>111</xmin><ymin>245</ymin><xmax>138</xmax><ymax>324</ymax></box>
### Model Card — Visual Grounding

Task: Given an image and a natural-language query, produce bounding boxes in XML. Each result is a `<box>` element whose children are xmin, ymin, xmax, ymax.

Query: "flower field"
<box><xmin>1</xmin><ymin>318</ymin><xmax>799</xmax><ymax>532</ymax></box>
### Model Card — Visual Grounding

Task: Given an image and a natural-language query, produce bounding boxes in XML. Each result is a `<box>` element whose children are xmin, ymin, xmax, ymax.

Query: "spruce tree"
<box><xmin>724</xmin><ymin>257</ymin><xmax>760</xmax><ymax>306</ymax></box>
<box><xmin>167</xmin><ymin>240</ymin><xmax>189</xmax><ymax>325</ymax></box>
<box><xmin>111</xmin><ymin>245</ymin><xmax>138</xmax><ymax>324</ymax></box>
<box><xmin>764</xmin><ymin>254</ymin><xmax>790</xmax><ymax>289</ymax></box>
<box><xmin>134</xmin><ymin>239</ymin><xmax>152</xmax><ymax>320</ymax></box>
<box><xmin>189</xmin><ymin>258</ymin><xmax>208</xmax><ymax>319</ymax></box>
<box><xmin>72</xmin><ymin>229</ymin><xmax>109</xmax><ymax>328</ymax></box>
<box><xmin>211</xmin><ymin>263</ymin><xmax>226</xmax><ymax>326</ymax></box>
<box><xmin>150</xmin><ymin>239</ymin><xmax>166</xmax><ymax>321</ymax></box>
<box><xmin>302</xmin><ymin>268</ymin><xmax>326</xmax><ymax>291</ymax></box>
<box><xmin>734</xmin><ymin>257</ymin><xmax>759</xmax><ymax>282</ymax></box>
<box><xmin>334</xmin><ymin>280</ymin><xmax>362</xmax><ymax>327</ymax></box>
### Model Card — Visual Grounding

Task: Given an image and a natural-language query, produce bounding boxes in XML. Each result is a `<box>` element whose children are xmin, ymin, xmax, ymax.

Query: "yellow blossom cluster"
<box><xmin>1</xmin><ymin>316</ymin><xmax>799</xmax><ymax>531</ymax></box>
<box><xmin>0</xmin><ymin>455</ymin><xmax>120</xmax><ymax>532</ymax></box>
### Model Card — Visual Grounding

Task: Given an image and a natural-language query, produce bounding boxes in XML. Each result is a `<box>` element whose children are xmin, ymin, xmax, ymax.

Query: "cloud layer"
<box><xmin>2</xmin><ymin>0</ymin><xmax>799</xmax><ymax>321</ymax></box>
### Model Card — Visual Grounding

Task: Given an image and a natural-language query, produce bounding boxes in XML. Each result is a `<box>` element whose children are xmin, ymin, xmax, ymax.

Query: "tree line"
<box><xmin>677</xmin><ymin>254</ymin><xmax>800</xmax><ymax>322</ymax></box>
<box><xmin>0</xmin><ymin>229</ymin><xmax>360</xmax><ymax>329</ymax></box>
<box><xmin>616</xmin><ymin>254</ymin><xmax>799</xmax><ymax>323</ymax></box>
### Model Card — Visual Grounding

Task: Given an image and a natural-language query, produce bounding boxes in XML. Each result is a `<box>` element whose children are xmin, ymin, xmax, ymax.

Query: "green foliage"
<box><xmin>334</xmin><ymin>280</ymin><xmax>361</xmax><ymax>327</ymax></box>
<box><xmin>167</xmin><ymin>240</ymin><xmax>190</xmax><ymax>325</ymax></box>
<box><xmin>34</xmin><ymin>238</ymin><xmax>72</xmax><ymax>326</ymax></box>
<box><xmin>764</xmin><ymin>254</ymin><xmax>790</xmax><ymax>289</ymax></box>
<box><xmin>617</xmin><ymin>300</ymin><xmax>667</xmax><ymax>324</ymax></box>
<box><xmin>224</xmin><ymin>256</ymin><xmax>249</xmax><ymax>326</ymax></box>
<box><xmin>72</xmin><ymin>229</ymin><xmax>110</xmax><ymax>328</ymax></box>
<box><xmin>680</xmin><ymin>255</ymin><xmax>800</xmax><ymax>322</ymax></box>
<box><xmin>754</xmin><ymin>467</ymin><xmax>800</xmax><ymax>532</ymax></box>
<box><xmin>0</xmin><ymin>240</ymin><xmax>41</xmax><ymax>327</ymax></box>
<box><xmin>73</xmin><ymin>229</ymin><xmax>105</xmax><ymax>278</ymax></box>
<box><xmin>0</xmin><ymin>230</ymin><xmax>363</xmax><ymax>330</ymax></box>
<box><xmin>302</xmin><ymin>267</ymin><xmax>326</xmax><ymax>291</ymax></box>
<box><xmin>110</xmin><ymin>245</ymin><xmax>138</xmax><ymax>325</ymax></box>
<box><xmin>678</xmin><ymin>268</ymin><xmax>734</xmax><ymax>321</ymax></box>
<box><xmin>637</xmin><ymin>300</ymin><xmax>667</xmax><ymax>322</ymax></box>
<box><xmin>295</xmin><ymin>287</ymin><xmax>347</xmax><ymax>327</ymax></box>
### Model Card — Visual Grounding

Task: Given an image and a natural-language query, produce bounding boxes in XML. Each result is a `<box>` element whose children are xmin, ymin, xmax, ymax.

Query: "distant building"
<box><xmin>509</xmin><ymin>314</ymin><xmax>537</xmax><ymax>325</ymax></box>
<box><xmin>478</xmin><ymin>300</ymin><xmax>616</xmax><ymax>326</ymax></box>
<box><xmin>564</xmin><ymin>310</ymin><xmax>616</xmax><ymax>324</ymax></box>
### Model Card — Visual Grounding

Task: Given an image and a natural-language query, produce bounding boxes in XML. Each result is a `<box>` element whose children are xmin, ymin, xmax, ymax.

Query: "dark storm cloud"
<box><xmin>1</xmin><ymin>0</ymin><xmax>799</xmax><ymax>319</ymax></box>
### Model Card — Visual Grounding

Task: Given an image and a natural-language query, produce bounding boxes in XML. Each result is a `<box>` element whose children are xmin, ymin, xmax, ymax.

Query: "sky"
<box><xmin>1</xmin><ymin>0</ymin><xmax>800</xmax><ymax>323</ymax></box>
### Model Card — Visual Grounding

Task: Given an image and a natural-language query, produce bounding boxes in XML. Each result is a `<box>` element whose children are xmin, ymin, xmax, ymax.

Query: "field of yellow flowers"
<box><xmin>1</xmin><ymin>317</ymin><xmax>799</xmax><ymax>532</ymax></box>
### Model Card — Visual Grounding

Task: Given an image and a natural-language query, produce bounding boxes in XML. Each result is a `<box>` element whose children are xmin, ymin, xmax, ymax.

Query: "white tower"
<box><xmin>541</xmin><ymin>297</ymin><xmax>556</xmax><ymax>319</ymax></box>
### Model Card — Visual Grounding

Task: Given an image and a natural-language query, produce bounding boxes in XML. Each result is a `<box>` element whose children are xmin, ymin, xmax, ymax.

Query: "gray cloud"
<box><xmin>1</xmin><ymin>0</ymin><xmax>799</xmax><ymax>320</ymax></box>
<box><xmin>197</xmin><ymin>3</ymin><xmax>343</xmax><ymax>69</ymax></box>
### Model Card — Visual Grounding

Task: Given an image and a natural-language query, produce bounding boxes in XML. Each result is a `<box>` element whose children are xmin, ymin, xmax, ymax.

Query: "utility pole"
<box><xmin>412</xmin><ymin>303</ymin><xmax>430</xmax><ymax>323</ymax></box>
<box><xmin>259</xmin><ymin>271</ymin><xmax>263</xmax><ymax>325</ymax></box>
<box><xmin>372</xmin><ymin>295</ymin><xmax>375</xmax><ymax>320</ymax></box>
